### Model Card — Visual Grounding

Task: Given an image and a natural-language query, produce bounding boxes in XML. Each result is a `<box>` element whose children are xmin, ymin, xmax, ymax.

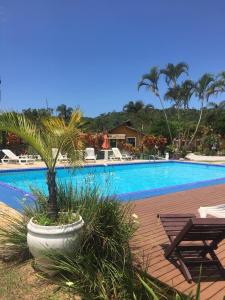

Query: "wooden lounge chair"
<box><xmin>158</xmin><ymin>213</ymin><xmax>225</xmax><ymax>282</ymax></box>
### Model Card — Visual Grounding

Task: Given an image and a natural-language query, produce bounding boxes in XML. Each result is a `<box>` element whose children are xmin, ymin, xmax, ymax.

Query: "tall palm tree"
<box><xmin>161</xmin><ymin>62</ymin><xmax>189</xmax><ymax>117</ymax></box>
<box><xmin>180</xmin><ymin>80</ymin><xmax>196</xmax><ymax>110</ymax></box>
<box><xmin>0</xmin><ymin>110</ymin><xmax>83</xmax><ymax>220</ymax></box>
<box><xmin>165</xmin><ymin>80</ymin><xmax>195</xmax><ymax>149</ymax></box>
<box><xmin>188</xmin><ymin>73</ymin><xmax>216</xmax><ymax>147</ymax></box>
<box><xmin>160</xmin><ymin>62</ymin><xmax>189</xmax><ymax>88</ymax></box>
<box><xmin>138</xmin><ymin>66</ymin><xmax>173</xmax><ymax>143</ymax></box>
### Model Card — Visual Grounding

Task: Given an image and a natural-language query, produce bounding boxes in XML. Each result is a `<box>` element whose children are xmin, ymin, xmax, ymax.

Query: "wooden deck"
<box><xmin>132</xmin><ymin>184</ymin><xmax>225</xmax><ymax>299</ymax></box>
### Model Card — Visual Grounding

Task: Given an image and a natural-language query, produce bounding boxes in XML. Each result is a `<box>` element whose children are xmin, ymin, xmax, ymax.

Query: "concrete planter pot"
<box><xmin>27</xmin><ymin>215</ymin><xmax>84</xmax><ymax>274</ymax></box>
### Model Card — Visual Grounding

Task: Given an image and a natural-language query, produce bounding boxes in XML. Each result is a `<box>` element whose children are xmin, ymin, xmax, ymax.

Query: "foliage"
<box><xmin>198</xmin><ymin>126</ymin><xmax>222</xmax><ymax>155</ymax></box>
<box><xmin>22</xmin><ymin>108</ymin><xmax>53</xmax><ymax>125</ymax></box>
<box><xmin>81</xmin><ymin>132</ymin><xmax>104</xmax><ymax>150</ymax></box>
<box><xmin>0</xmin><ymin>213</ymin><xmax>30</xmax><ymax>262</ymax></box>
<box><xmin>142</xmin><ymin>135</ymin><xmax>167</xmax><ymax>152</ymax></box>
<box><xmin>123</xmin><ymin>100</ymin><xmax>146</xmax><ymax>113</ymax></box>
<box><xmin>56</xmin><ymin>104</ymin><xmax>73</xmax><ymax>123</ymax></box>
<box><xmin>33</xmin><ymin>211</ymin><xmax>80</xmax><ymax>226</ymax></box>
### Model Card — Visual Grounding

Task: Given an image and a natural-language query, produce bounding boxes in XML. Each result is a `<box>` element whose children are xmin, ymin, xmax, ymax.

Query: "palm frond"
<box><xmin>160</xmin><ymin>62</ymin><xmax>189</xmax><ymax>87</ymax></box>
<box><xmin>0</xmin><ymin>112</ymin><xmax>50</xmax><ymax>165</ymax></box>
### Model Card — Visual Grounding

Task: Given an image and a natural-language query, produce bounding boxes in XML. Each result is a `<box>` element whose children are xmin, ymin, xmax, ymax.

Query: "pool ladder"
<box><xmin>149</xmin><ymin>155</ymin><xmax>156</xmax><ymax>162</ymax></box>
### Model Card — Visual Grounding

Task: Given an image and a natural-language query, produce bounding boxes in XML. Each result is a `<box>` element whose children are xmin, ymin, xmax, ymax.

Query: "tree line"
<box><xmin>4</xmin><ymin>62</ymin><xmax>225</xmax><ymax>153</ymax></box>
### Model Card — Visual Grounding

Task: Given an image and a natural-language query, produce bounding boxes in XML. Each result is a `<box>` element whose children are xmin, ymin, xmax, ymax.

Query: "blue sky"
<box><xmin>1</xmin><ymin>0</ymin><xmax>225</xmax><ymax>116</ymax></box>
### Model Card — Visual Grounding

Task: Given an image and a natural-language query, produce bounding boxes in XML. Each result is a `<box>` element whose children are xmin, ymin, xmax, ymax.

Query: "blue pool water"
<box><xmin>1</xmin><ymin>161</ymin><xmax>225</xmax><ymax>210</ymax></box>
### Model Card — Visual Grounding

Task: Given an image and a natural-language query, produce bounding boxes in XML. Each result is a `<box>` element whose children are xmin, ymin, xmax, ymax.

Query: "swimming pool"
<box><xmin>1</xmin><ymin>161</ymin><xmax>225</xmax><ymax>210</ymax></box>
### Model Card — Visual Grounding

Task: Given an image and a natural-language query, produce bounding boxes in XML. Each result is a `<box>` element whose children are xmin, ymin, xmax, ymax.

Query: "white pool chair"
<box><xmin>186</xmin><ymin>153</ymin><xmax>225</xmax><ymax>162</ymax></box>
<box><xmin>109</xmin><ymin>148</ymin><xmax>123</xmax><ymax>161</ymax></box>
<box><xmin>1</xmin><ymin>149</ymin><xmax>35</xmax><ymax>164</ymax></box>
<box><xmin>109</xmin><ymin>148</ymin><xmax>133</xmax><ymax>161</ymax></box>
<box><xmin>84</xmin><ymin>148</ymin><xmax>96</xmax><ymax>162</ymax></box>
<box><xmin>198</xmin><ymin>204</ymin><xmax>225</xmax><ymax>218</ymax></box>
<box><xmin>52</xmin><ymin>148</ymin><xmax>68</xmax><ymax>163</ymax></box>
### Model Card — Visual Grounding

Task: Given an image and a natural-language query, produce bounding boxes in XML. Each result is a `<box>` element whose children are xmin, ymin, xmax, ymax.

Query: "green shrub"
<box><xmin>0</xmin><ymin>213</ymin><xmax>30</xmax><ymax>262</ymax></box>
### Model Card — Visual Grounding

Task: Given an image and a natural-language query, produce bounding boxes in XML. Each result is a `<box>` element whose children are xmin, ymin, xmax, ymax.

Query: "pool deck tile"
<box><xmin>131</xmin><ymin>184</ymin><xmax>225</xmax><ymax>299</ymax></box>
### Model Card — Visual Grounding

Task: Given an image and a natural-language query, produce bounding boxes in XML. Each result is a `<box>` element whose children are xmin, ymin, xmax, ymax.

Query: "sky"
<box><xmin>1</xmin><ymin>0</ymin><xmax>225</xmax><ymax>117</ymax></box>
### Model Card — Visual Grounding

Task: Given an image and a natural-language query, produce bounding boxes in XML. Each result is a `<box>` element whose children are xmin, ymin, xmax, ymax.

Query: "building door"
<box><xmin>110</xmin><ymin>139</ymin><xmax>117</xmax><ymax>148</ymax></box>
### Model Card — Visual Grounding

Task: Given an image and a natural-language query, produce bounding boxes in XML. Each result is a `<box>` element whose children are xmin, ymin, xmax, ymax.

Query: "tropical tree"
<box><xmin>188</xmin><ymin>73</ymin><xmax>216</xmax><ymax>147</ymax></box>
<box><xmin>123</xmin><ymin>100</ymin><xmax>145</xmax><ymax>113</ymax></box>
<box><xmin>0</xmin><ymin>110</ymin><xmax>83</xmax><ymax>220</ymax></box>
<box><xmin>138</xmin><ymin>67</ymin><xmax>173</xmax><ymax>143</ymax></box>
<box><xmin>56</xmin><ymin>104</ymin><xmax>73</xmax><ymax>123</ymax></box>
<box><xmin>160</xmin><ymin>62</ymin><xmax>189</xmax><ymax>88</ymax></box>
<box><xmin>23</xmin><ymin>108</ymin><xmax>53</xmax><ymax>124</ymax></box>
<box><xmin>165</xmin><ymin>80</ymin><xmax>196</xmax><ymax>149</ymax></box>
<box><xmin>162</xmin><ymin>63</ymin><xmax>189</xmax><ymax>123</ymax></box>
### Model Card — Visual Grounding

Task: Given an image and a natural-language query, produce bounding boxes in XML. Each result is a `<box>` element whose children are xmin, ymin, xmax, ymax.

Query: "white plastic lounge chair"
<box><xmin>109</xmin><ymin>148</ymin><xmax>123</xmax><ymax>161</ymax></box>
<box><xmin>199</xmin><ymin>204</ymin><xmax>225</xmax><ymax>218</ymax></box>
<box><xmin>109</xmin><ymin>148</ymin><xmax>133</xmax><ymax>161</ymax></box>
<box><xmin>1</xmin><ymin>149</ymin><xmax>35</xmax><ymax>164</ymax></box>
<box><xmin>84</xmin><ymin>148</ymin><xmax>96</xmax><ymax>162</ymax></box>
<box><xmin>52</xmin><ymin>148</ymin><xmax>68</xmax><ymax>163</ymax></box>
<box><xmin>186</xmin><ymin>153</ymin><xmax>225</xmax><ymax>162</ymax></box>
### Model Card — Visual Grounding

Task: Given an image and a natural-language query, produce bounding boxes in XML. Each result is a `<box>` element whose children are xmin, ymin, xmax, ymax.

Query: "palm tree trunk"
<box><xmin>188</xmin><ymin>101</ymin><xmax>204</xmax><ymax>148</ymax></box>
<box><xmin>157</xmin><ymin>94</ymin><xmax>173</xmax><ymax>144</ymax></box>
<box><xmin>47</xmin><ymin>169</ymin><xmax>58</xmax><ymax>220</ymax></box>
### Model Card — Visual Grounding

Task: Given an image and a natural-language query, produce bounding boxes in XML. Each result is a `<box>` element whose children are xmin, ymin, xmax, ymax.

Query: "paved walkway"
<box><xmin>132</xmin><ymin>184</ymin><xmax>225</xmax><ymax>299</ymax></box>
<box><xmin>0</xmin><ymin>159</ymin><xmax>151</xmax><ymax>170</ymax></box>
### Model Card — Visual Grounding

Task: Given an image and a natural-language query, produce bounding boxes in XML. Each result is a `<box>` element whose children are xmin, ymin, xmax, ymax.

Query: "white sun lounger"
<box><xmin>198</xmin><ymin>204</ymin><xmax>225</xmax><ymax>218</ymax></box>
<box><xmin>84</xmin><ymin>148</ymin><xmax>96</xmax><ymax>162</ymax></box>
<box><xmin>1</xmin><ymin>149</ymin><xmax>35</xmax><ymax>164</ymax></box>
<box><xmin>109</xmin><ymin>148</ymin><xmax>133</xmax><ymax>161</ymax></box>
<box><xmin>52</xmin><ymin>148</ymin><xmax>68</xmax><ymax>163</ymax></box>
<box><xmin>186</xmin><ymin>153</ymin><xmax>225</xmax><ymax>162</ymax></box>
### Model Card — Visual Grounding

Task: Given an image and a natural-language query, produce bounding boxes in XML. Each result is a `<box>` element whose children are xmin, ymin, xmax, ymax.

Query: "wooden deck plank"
<box><xmin>131</xmin><ymin>183</ymin><xmax>225</xmax><ymax>299</ymax></box>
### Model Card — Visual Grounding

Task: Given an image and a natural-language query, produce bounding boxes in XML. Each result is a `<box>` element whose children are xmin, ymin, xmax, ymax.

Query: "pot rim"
<box><xmin>27</xmin><ymin>215</ymin><xmax>84</xmax><ymax>235</ymax></box>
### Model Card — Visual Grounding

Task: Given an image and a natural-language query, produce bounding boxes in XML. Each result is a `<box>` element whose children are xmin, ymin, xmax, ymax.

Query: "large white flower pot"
<box><xmin>27</xmin><ymin>216</ymin><xmax>84</xmax><ymax>273</ymax></box>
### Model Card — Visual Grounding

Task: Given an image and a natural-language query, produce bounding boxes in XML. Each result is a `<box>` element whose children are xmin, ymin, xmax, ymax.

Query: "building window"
<box><xmin>110</xmin><ymin>139</ymin><xmax>117</xmax><ymax>148</ymax></box>
<box><xmin>126</xmin><ymin>137</ymin><xmax>136</xmax><ymax>147</ymax></box>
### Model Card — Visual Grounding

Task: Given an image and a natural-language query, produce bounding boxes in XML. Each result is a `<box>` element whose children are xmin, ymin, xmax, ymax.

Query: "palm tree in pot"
<box><xmin>0</xmin><ymin>110</ymin><xmax>84</xmax><ymax>266</ymax></box>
